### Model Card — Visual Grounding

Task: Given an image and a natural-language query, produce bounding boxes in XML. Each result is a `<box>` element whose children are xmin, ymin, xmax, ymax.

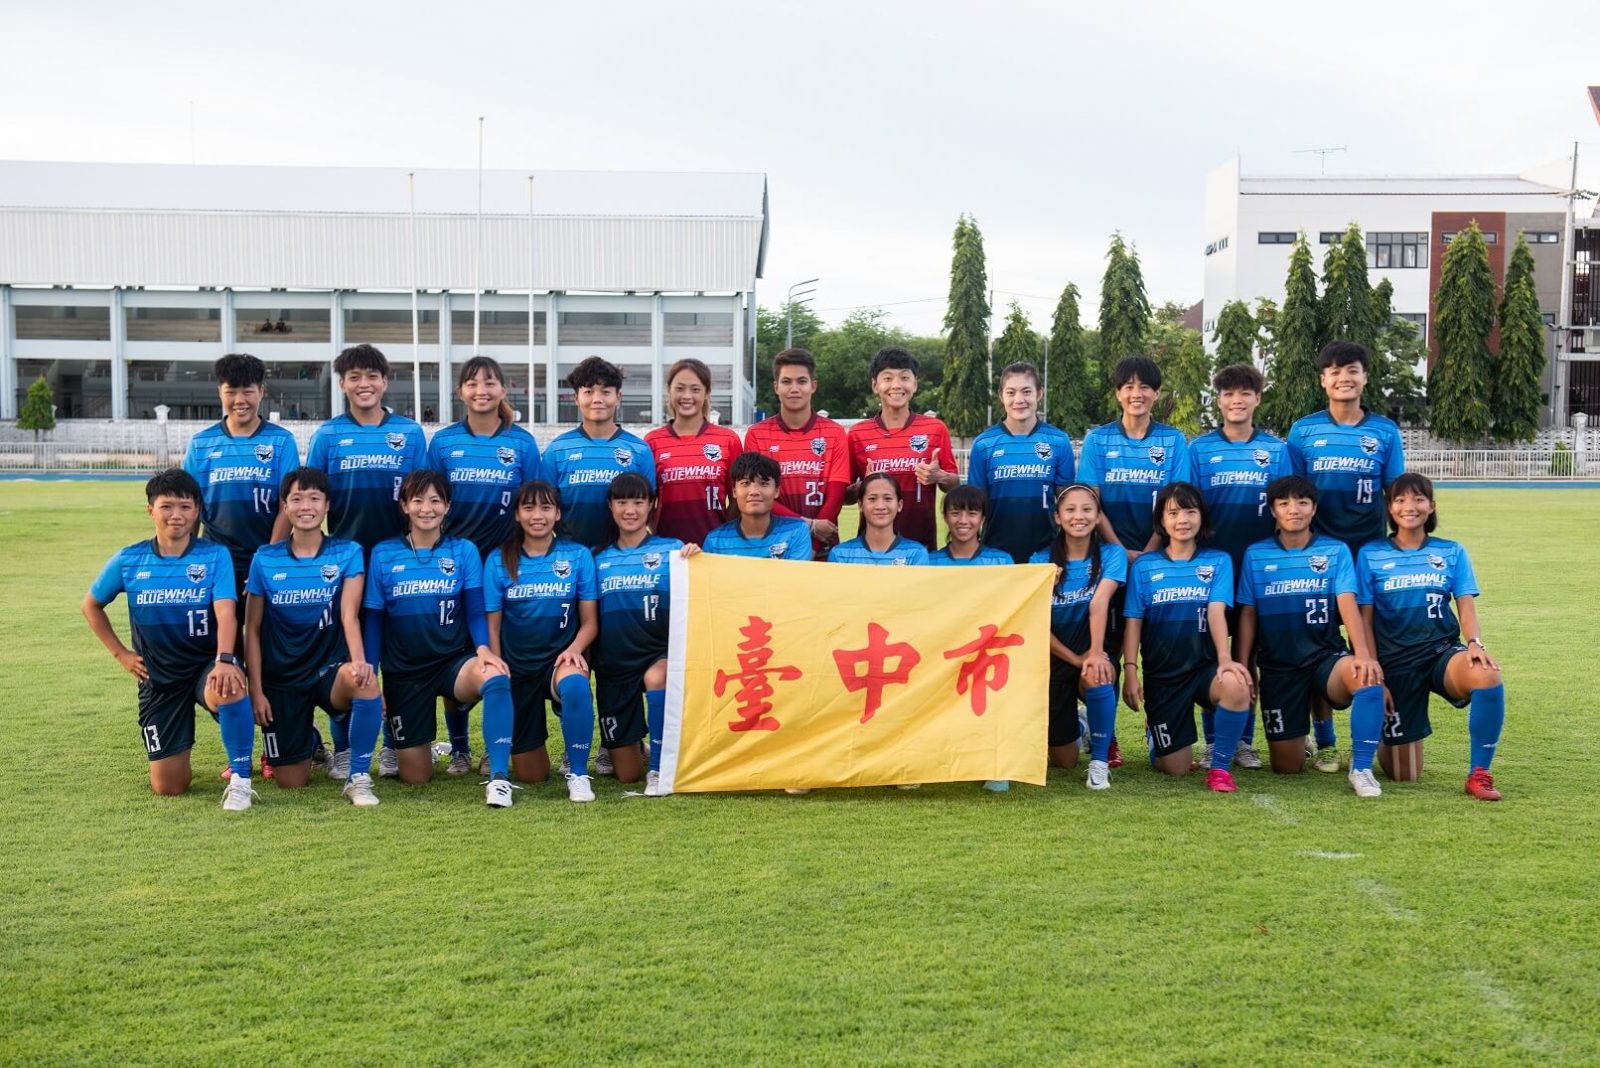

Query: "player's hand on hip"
<box><xmin>115</xmin><ymin>650</ymin><xmax>148</xmax><ymax>682</ymax></box>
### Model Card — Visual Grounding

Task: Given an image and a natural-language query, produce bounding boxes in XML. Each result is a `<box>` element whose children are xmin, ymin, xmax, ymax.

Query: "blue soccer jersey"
<box><xmin>89</xmin><ymin>537</ymin><xmax>236</xmax><ymax>688</ymax></box>
<box><xmin>364</xmin><ymin>535</ymin><xmax>483</xmax><ymax>675</ymax></box>
<box><xmin>246</xmin><ymin>537</ymin><xmax>364</xmax><ymax>688</ymax></box>
<box><xmin>1029</xmin><ymin>542</ymin><xmax>1128</xmax><ymax>652</ymax></box>
<box><xmin>183</xmin><ymin>420</ymin><xmax>300</xmax><ymax>571</ymax></box>
<box><xmin>702</xmin><ymin>516</ymin><xmax>813</xmax><ymax>560</ymax></box>
<box><xmin>1185</xmin><ymin>427</ymin><xmax>1292</xmax><ymax>571</ymax></box>
<box><xmin>540</xmin><ymin>427</ymin><xmax>657</xmax><ymax>550</ymax></box>
<box><xmin>1287</xmin><ymin>409</ymin><xmax>1405</xmax><ymax>555</ymax></box>
<box><xmin>966</xmin><ymin>421</ymin><xmax>1077</xmax><ymax>563</ymax></box>
<box><xmin>306</xmin><ymin>411</ymin><xmax>427</xmax><ymax>550</ymax></box>
<box><xmin>827</xmin><ymin>536</ymin><xmax>931</xmax><ymax>566</ymax></box>
<box><xmin>1236</xmin><ymin>535</ymin><xmax>1357</xmax><ymax>673</ymax></box>
<box><xmin>1076</xmin><ymin>421</ymin><xmax>1192</xmax><ymax>551</ymax></box>
<box><xmin>928</xmin><ymin>545</ymin><xmax>1015</xmax><ymax>567</ymax></box>
<box><xmin>1356</xmin><ymin>536</ymin><xmax>1479</xmax><ymax>664</ymax></box>
<box><xmin>482</xmin><ymin>538</ymin><xmax>598</xmax><ymax>674</ymax></box>
<box><xmin>593</xmin><ymin>535</ymin><xmax>681</xmax><ymax>668</ymax></box>
<box><xmin>426</xmin><ymin>421</ymin><xmax>542</xmax><ymax>558</ymax></box>
<box><xmin>1125</xmin><ymin>547</ymin><xmax>1233</xmax><ymax>680</ymax></box>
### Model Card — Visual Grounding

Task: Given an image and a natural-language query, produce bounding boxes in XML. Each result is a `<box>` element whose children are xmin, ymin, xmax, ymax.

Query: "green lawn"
<box><xmin>1</xmin><ymin>482</ymin><xmax>1595</xmax><ymax>1066</ymax></box>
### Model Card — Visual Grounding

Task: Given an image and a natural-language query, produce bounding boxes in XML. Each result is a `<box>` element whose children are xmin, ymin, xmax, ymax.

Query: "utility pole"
<box><xmin>785</xmin><ymin>278</ymin><xmax>818</xmax><ymax>347</ymax></box>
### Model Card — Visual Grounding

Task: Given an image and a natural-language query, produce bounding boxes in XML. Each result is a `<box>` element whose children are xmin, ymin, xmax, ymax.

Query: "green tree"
<box><xmin>941</xmin><ymin>214</ymin><xmax>992</xmax><ymax>437</ymax></box>
<box><xmin>1430</xmin><ymin>222</ymin><xmax>1497</xmax><ymax>443</ymax></box>
<box><xmin>992</xmin><ymin>301</ymin><xmax>1039</xmax><ymax>383</ymax></box>
<box><xmin>1493</xmin><ymin>274</ymin><xmax>1546</xmax><ymax>442</ymax></box>
<box><xmin>1045</xmin><ymin>282</ymin><xmax>1093</xmax><ymax>435</ymax></box>
<box><xmin>1259</xmin><ymin>235</ymin><xmax>1322</xmax><ymax>433</ymax></box>
<box><xmin>18</xmin><ymin>376</ymin><xmax>55</xmax><ymax>440</ymax></box>
<box><xmin>1098</xmin><ymin>232</ymin><xmax>1150</xmax><ymax>398</ymax></box>
<box><xmin>1370</xmin><ymin>316</ymin><xmax>1428</xmax><ymax>425</ymax></box>
<box><xmin>1320</xmin><ymin>223</ymin><xmax>1379</xmax><ymax>352</ymax></box>
<box><xmin>1254</xmin><ymin>297</ymin><xmax>1279</xmax><ymax>373</ymax></box>
<box><xmin>1149</xmin><ymin>319</ymin><xmax>1213</xmax><ymax>435</ymax></box>
<box><xmin>1212</xmin><ymin>300</ymin><xmax>1257</xmax><ymax>366</ymax></box>
<box><xmin>808</xmin><ymin>309</ymin><xmax>947</xmax><ymax>420</ymax></box>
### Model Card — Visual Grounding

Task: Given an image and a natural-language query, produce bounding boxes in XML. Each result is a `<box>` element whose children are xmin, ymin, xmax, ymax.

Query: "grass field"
<box><xmin>2</xmin><ymin>482</ymin><xmax>1597</xmax><ymax>1066</ymax></box>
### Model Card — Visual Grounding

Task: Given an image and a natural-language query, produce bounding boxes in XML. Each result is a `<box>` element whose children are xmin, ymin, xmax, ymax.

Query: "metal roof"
<box><xmin>1240</xmin><ymin>174</ymin><xmax>1567</xmax><ymax>197</ymax></box>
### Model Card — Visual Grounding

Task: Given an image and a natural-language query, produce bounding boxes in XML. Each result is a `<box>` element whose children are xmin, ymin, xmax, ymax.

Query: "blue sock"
<box><xmin>1314</xmin><ymin>716</ymin><xmax>1337</xmax><ymax>749</ymax></box>
<box><xmin>446</xmin><ymin>705</ymin><xmax>471</xmax><ymax>755</ymax></box>
<box><xmin>347</xmin><ymin>695</ymin><xmax>383</xmax><ymax>777</ymax></box>
<box><xmin>1468</xmin><ymin>684</ymin><xmax>1505</xmax><ymax>771</ymax></box>
<box><xmin>480</xmin><ymin>675</ymin><xmax>512</xmax><ymax>779</ymax></box>
<box><xmin>645</xmin><ymin>688</ymin><xmax>665</xmax><ymax>774</ymax></box>
<box><xmin>1201</xmin><ymin>708</ymin><xmax>1216</xmax><ymax>745</ymax></box>
<box><xmin>1242</xmin><ymin>710</ymin><xmax>1256</xmax><ymax>746</ymax></box>
<box><xmin>217</xmin><ymin>696</ymin><xmax>255</xmax><ymax>780</ymax></box>
<box><xmin>1349</xmin><ymin>685</ymin><xmax>1384</xmax><ymax>772</ymax></box>
<box><xmin>556</xmin><ymin>675</ymin><xmax>594</xmax><ymax>778</ymax></box>
<box><xmin>1210</xmin><ymin>705</ymin><xmax>1249</xmax><ymax>771</ymax></box>
<box><xmin>1084</xmin><ymin>684</ymin><xmax>1116</xmax><ymax>763</ymax></box>
<box><xmin>329</xmin><ymin>713</ymin><xmax>351</xmax><ymax>754</ymax></box>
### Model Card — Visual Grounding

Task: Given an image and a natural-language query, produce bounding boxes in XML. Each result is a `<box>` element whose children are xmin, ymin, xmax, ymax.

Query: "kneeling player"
<box><xmin>484</xmin><ymin>479</ymin><xmax>600</xmax><ymax>804</ymax></box>
<box><xmin>243</xmin><ymin>467</ymin><xmax>384</xmax><ymax>805</ymax></box>
<box><xmin>1357</xmin><ymin>474</ymin><xmax>1506</xmax><ymax>800</ymax></box>
<box><xmin>1233</xmin><ymin>476</ymin><xmax>1386</xmax><ymax>794</ymax></box>
<box><xmin>81</xmin><ymin>469</ymin><xmax>259</xmax><ymax>810</ymax></box>
<box><xmin>703</xmin><ymin>453</ymin><xmax>813</xmax><ymax>560</ymax></box>
<box><xmin>363</xmin><ymin>470</ymin><xmax>512</xmax><ymax>789</ymax></box>
<box><xmin>1122</xmin><ymin>483</ymin><xmax>1253</xmax><ymax>792</ymax></box>
<box><xmin>929</xmin><ymin>486</ymin><xmax>1013</xmax><ymax>566</ymax></box>
<box><xmin>828</xmin><ymin>473</ymin><xmax>931</xmax><ymax>565</ymax></box>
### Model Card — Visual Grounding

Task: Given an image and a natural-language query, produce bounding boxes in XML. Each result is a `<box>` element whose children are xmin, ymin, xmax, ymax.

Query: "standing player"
<box><xmin>1233</xmin><ymin>476</ymin><xmax>1387</xmax><ymax>795</ymax></box>
<box><xmin>827</xmin><ymin>473</ymin><xmax>932</xmax><ymax>565</ymax></box>
<box><xmin>846</xmin><ymin>347</ymin><xmax>958</xmax><ymax>552</ymax></box>
<box><xmin>425</xmin><ymin>355</ymin><xmax>540</xmax><ymax>774</ymax></box>
<box><xmin>541</xmin><ymin>356</ymin><xmax>657</xmax><ymax>551</ymax></box>
<box><xmin>243</xmin><ymin>467</ymin><xmax>384</xmax><ymax>805</ymax></box>
<box><xmin>742</xmin><ymin>348</ymin><xmax>851</xmax><ymax>558</ymax></box>
<box><xmin>702</xmin><ymin>453</ymin><xmax>813</xmax><ymax>560</ymax></box>
<box><xmin>81</xmin><ymin>469</ymin><xmax>260</xmax><ymax>810</ymax></box>
<box><xmin>1287</xmin><ymin>340</ymin><xmax>1406</xmax><ymax>770</ymax></box>
<box><xmin>645</xmin><ymin>358</ymin><xmax>743</xmax><ymax>546</ymax></box>
<box><xmin>967</xmin><ymin>362</ymin><xmax>1077</xmax><ymax>563</ymax></box>
<box><xmin>928</xmin><ymin>486</ymin><xmax>1014</xmax><ymax>566</ymax></box>
<box><xmin>1357</xmin><ymin>474</ymin><xmax>1506</xmax><ymax>800</ymax></box>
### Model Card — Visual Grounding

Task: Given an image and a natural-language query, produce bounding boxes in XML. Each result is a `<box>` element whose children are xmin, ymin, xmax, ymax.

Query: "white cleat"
<box><xmin>565</xmin><ymin>773</ymin><xmax>596</xmax><ymax>803</ymax></box>
<box><xmin>343</xmin><ymin>772</ymin><xmax>380</xmax><ymax>807</ymax></box>
<box><xmin>895</xmin><ymin>783</ymin><xmax>922</xmax><ymax>790</ymax></box>
<box><xmin>1349</xmin><ymin>768</ymin><xmax>1383</xmax><ymax>798</ymax></box>
<box><xmin>784</xmin><ymin>787</ymin><xmax>812</xmax><ymax>796</ymax></box>
<box><xmin>1234</xmin><ymin>742</ymin><xmax>1263</xmax><ymax>770</ymax></box>
<box><xmin>644</xmin><ymin>770</ymin><xmax>665</xmax><ymax>797</ymax></box>
<box><xmin>1086</xmin><ymin>759</ymin><xmax>1111</xmax><ymax>791</ymax></box>
<box><xmin>485</xmin><ymin>778</ymin><xmax>517</xmax><ymax>808</ymax></box>
<box><xmin>377</xmin><ymin>747</ymin><xmax>400</xmax><ymax>778</ymax></box>
<box><xmin>327</xmin><ymin>749</ymin><xmax>351</xmax><ymax>781</ymax></box>
<box><xmin>595</xmin><ymin>748</ymin><xmax>615</xmax><ymax>777</ymax></box>
<box><xmin>222</xmin><ymin>776</ymin><xmax>258</xmax><ymax>811</ymax></box>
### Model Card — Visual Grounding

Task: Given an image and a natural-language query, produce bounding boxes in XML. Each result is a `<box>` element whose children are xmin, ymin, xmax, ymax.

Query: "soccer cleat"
<box><xmin>896</xmin><ymin>783</ymin><xmax>922</xmax><ymax>790</ymax></box>
<box><xmin>565</xmin><ymin>773</ymin><xmax>596</xmax><ymax>803</ymax></box>
<box><xmin>221</xmin><ymin>776</ymin><xmax>257</xmax><ymax>811</ymax></box>
<box><xmin>1086</xmin><ymin>760</ymin><xmax>1111</xmax><ymax>791</ymax></box>
<box><xmin>558</xmin><ymin>752</ymin><xmax>572</xmax><ymax>776</ymax></box>
<box><xmin>342</xmin><ymin>772</ymin><xmax>380</xmax><ymax>807</ymax></box>
<box><xmin>1234</xmin><ymin>742</ymin><xmax>1263</xmax><ymax>770</ymax></box>
<box><xmin>478</xmin><ymin>755</ymin><xmax>490</xmax><ymax>777</ymax></box>
<box><xmin>1313</xmin><ymin>745</ymin><xmax>1342</xmax><ymax>773</ymax></box>
<box><xmin>1305</xmin><ymin>737</ymin><xmax>1316</xmax><ymax>761</ymax></box>
<box><xmin>1205</xmin><ymin>768</ymin><xmax>1238</xmax><ymax>793</ymax></box>
<box><xmin>261</xmin><ymin>758</ymin><xmax>275</xmax><ymax>781</ymax></box>
<box><xmin>310</xmin><ymin>742</ymin><xmax>331</xmax><ymax>770</ymax></box>
<box><xmin>1199</xmin><ymin>742</ymin><xmax>1213</xmax><ymax>768</ymax></box>
<box><xmin>1107</xmin><ymin>739</ymin><xmax>1124</xmax><ymax>768</ymax></box>
<box><xmin>982</xmin><ymin>780</ymin><xmax>1010</xmax><ymax>793</ymax></box>
<box><xmin>485</xmin><ymin>778</ymin><xmax>517</xmax><ymax>808</ymax></box>
<box><xmin>1465</xmin><ymin>767</ymin><xmax>1502</xmax><ymax>801</ymax></box>
<box><xmin>1348</xmin><ymin>768</ymin><xmax>1383</xmax><ymax>798</ymax></box>
<box><xmin>644</xmin><ymin>770</ymin><xmax>665</xmax><ymax>797</ymax></box>
<box><xmin>595</xmin><ymin>748</ymin><xmax>615</xmax><ymax>777</ymax></box>
<box><xmin>784</xmin><ymin>787</ymin><xmax>811</xmax><ymax>796</ymax></box>
<box><xmin>377</xmin><ymin>747</ymin><xmax>400</xmax><ymax>778</ymax></box>
<box><xmin>327</xmin><ymin>749</ymin><xmax>350</xmax><ymax>781</ymax></box>
<box><xmin>447</xmin><ymin>749</ymin><xmax>473</xmax><ymax>776</ymax></box>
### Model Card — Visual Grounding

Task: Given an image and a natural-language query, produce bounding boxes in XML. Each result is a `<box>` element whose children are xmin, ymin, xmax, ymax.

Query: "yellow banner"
<box><xmin>661</xmin><ymin>553</ymin><xmax>1052</xmax><ymax>792</ymax></box>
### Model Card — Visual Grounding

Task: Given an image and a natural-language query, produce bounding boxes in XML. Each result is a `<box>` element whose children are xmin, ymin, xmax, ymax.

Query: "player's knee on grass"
<box><xmin>1268</xmin><ymin>738</ymin><xmax>1307</xmax><ymax>774</ymax></box>
<box><xmin>272</xmin><ymin>760</ymin><xmax>312</xmax><ymax>789</ymax></box>
<box><xmin>1048</xmin><ymin>742</ymin><xmax>1080</xmax><ymax>770</ymax></box>
<box><xmin>610</xmin><ymin>743</ymin><xmax>645</xmax><ymax>783</ymax></box>
<box><xmin>643</xmin><ymin>659</ymin><xmax>668</xmax><ymax>691</ymax></box>
<box><xmin>1153</xmin><ymin>747</ymin><xmax>1192</xmax><ymax>777</ymax></box>
<box><xmin>513</xmin><ymin>747</ymin><xmax>551</xmax><ymax>784</ymax></box>
<box><xmin>397</xmin><ymin>745</ymin><xmax>434</xmax><ymax>784</ymax></box>
<box><xmin>149</xmin><ymin>753</ymin><xmax>193</xmax><ymax>796</ymax></box>
<box><xmin>1379</xmin><ymin>741</ymin><xmax>1422</xmax><ymax>782</ymax></box>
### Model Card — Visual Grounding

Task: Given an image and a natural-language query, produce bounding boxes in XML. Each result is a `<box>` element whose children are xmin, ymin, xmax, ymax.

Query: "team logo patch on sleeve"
<box><xmin>1148</xmin><ymin>446</ymin><xmax>1166</xmax><ymax>465</ymax></box>
<box><xmin>702</xmin><ymin>444</ymin><xmax>723</xmax><ymax>462</ymax></box>
<box><xmin>810</xmin><ymin>437</ymin><xmax>826</xmax><ymax>457</ymax></box>
<box><xmin>1195</xmin><ymin>564</ymin><xmax>1215</xmax><ymax>583</ymax></box>
<box><xmin>1253</xmin><ymin>448</ymin><xmax>1272</xmax><ymax>467</ymax></box>
<box><xmin>1360</xmin><ymin>435</ymin><xmax>1379</xmax><ymax>455</ymax></box>
<box><xmin>552</xmin><ymin>559</ymin><xmax>572</xmax><ymax>579</ymax></box>
<box><xmin>910</xmin><ymin>434</ymin><xmax>929</xmax><ymax>453</ymax></box>
<box><xmin>438</xmin><ymin>558</ymin><xmax>456</xmax><ymax>576</ymax></box>
<box><xmin>1427</xmin><ymin>554</ymin><xmax>1446</xmax><ymax>570</ymax></box>
<box><xmin>769</xmin><ymin>541</ymin><xmax>789</xmax><ymax>558</ymax></box>
<box><xmin>1034</xmin><ymin>441</ymin><xmax>1053</xmax><ymax>460</ymax></box>
<box><xmin>496</xmin><ymin>447</ymin><xmax>517</xmax><ymax>466</ymax></box>
<box><xmin>320</xmin><ymin>563</ymin><xmax>341</xmax><ymax>583</ymax></box>
<box><xmin>186</xmin><ymin>563</ymin><xmax>208</xmax><ymax>583</ymax></box>
<box><xmin>643</xmin><ymin>552</ymin><xmax>662</xmax><ymax>570</ymax></box>
<box><xmin>613</xmin><ymin>447</ymin><xmax>634</xmax><ymax>466</ymax></box>
<box><xmin>1309</xmin><ymin>555</ymin><xmax>1329</xmax><ymax>574</ymax></box>
<box><xmin>254</xmin><ymin>444</ymin><xmax>274</xmax><ymax>463</ymax></box>
<box><xmin>386</xmin><ymin>432</ymin><xmax>407</xmax><ymax>451</ymax></box>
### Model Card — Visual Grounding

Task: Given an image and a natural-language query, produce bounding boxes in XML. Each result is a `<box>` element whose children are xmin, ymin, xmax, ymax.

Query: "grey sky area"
<box><xmin>4</xmin><ymin>0</ymin><xmax>1596</xmax><ymax>335</ymax></box>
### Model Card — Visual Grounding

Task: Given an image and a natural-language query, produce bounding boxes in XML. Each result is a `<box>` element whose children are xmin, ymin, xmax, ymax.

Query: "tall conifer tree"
<box><xmin>941</xmin><ymin>214</ymin><xmax>991</xmax><ymax>436</ymax></box>
<box><xmin>1430</xmin><ymin>222</ymin><xmax>1496</xmax><ymax>443</ymax></box>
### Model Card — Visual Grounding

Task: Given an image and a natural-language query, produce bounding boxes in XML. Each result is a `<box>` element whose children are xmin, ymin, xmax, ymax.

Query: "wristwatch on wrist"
<box><xmin>216</xmin><ymin>652</ymin><xmax>243</xmax><ymax>667</ymax></box>
<box><xmin>1467</xmin><ymin>637</ymin><xmax>1485</xmax><ymax>649</ymax></box>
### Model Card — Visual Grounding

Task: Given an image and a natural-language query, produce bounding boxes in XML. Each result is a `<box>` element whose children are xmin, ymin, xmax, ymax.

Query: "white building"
<box><xmin>1202</xmin><ymin>156</ymin><xmax>1589</xmax><ymax>427</ymax></box>
<box><xmin>0</xmin><ymin>161</ymin><xmax>769</xmax><ymax>426</ymax></box>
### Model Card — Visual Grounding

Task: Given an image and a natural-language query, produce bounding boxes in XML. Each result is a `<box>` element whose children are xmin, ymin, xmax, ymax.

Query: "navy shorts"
<box><xmin>595</xmin><ymin>656</ymin><xmax>663</xmax><ymax>749</ymax></box>
<box><xmin>1383</xmin><ymin>642</ymin><xmax>1468</xmax><ymax>745</ymax></box>
<box><xmin>261</xmin><ymin>666</ymin><xmax>342</xmax><ymax>766</ymax></box>
<box><xmin>510</xmin><ymin>660</ymin><xmax>562</xmax><ymax>755</ymax></box>
<box><xmin>1257</xmin><ymin>651</ymin><xmax>1351</xmax><ymax>743</ymax></box>
<box><xmin>1143</xmin><ymin>664</ymin><xmax>1216</xmax><ymax>757</ymax></box>
<box><xmin>136</xmin><ymin>665</ymin><xmax>216</xmax><ymax>762</ymax></box>
<box><xmin>382</xmin><ymin>653</ymin><xmax>476</xmax><ymax>751</ymax></box>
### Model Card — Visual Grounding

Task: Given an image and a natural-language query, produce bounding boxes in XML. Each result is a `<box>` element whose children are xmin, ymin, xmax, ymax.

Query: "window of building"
<box><xmin>1390</xmin><ymin>312</ymin><xmax>1427</xmax><ymax>341</ymax></box>
<box><xmin>1440</xmin><ymin>230</ymin><xmax>1498</xmax><ymax>245</ymax></box>
<box><xmin>126</xmin><ymin>306</ymin><xmax>221</xmax><ymax>343</ymax></box>
<box><xmin>345</xmin><ymin>308</ymin><xmax>441</xmax><ymax>345</ymax></box>
<box><xmin>127</xmin><ymin>360</ymin><xmax>330</xmax><ymax>420</ymax></box>
<box><xmin>1318</xmin><ymin>232</ymin><xmax>1344</xmax><ymax>245</ymax></box>
<box><xmin>236</xmin><ymin>308</ymin><xmax>332</xmax><ymax>343</ymax></box>
<box><xmin>14</xmin><ymin>305</ymin><xmax>111</xmax><ymax>341</ymax></box>
<box><xmin>1257</xmin><ymin>232</ymin><xmax>1296</xmax><ymax>244</ymax></box>
<box><xmin>1367</xmin><ymin>232</ymin><xmax>1428</xmax><ymax>270</ymax></box>
<box><xmin>386</xmin><ymin>360</ymin><xmax>444</xmax><ymax>422</ymax></box>
<box><xmin>13</xmin><ymin>359</ymin><xmax>111</xmax><ymax>418</ymax></box>
<box><xmin>664</xmin><ymin>311</ymin><xmax>734</xmax><ymax>346</ymax></box>
<box><xmin>449</xmin><ymin>309</ymin><xmax>544</xmax><ymax>345</ymax></box>
<box><xmin>1522</xmin><ymin>231</ymin><xmax>1560</xmax><ymax>244</ymax></box>
<box><xmin>558</xmin><ymin>311</ymin><xmax>650</xmax><ymax>346</ymax></box>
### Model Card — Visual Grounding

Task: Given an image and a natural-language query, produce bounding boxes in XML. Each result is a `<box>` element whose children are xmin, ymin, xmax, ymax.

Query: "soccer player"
<box><xmin>425</xmin><ymin>355</ymin><xmax>540</xmax><ymax>774</ymax></box>
<box><xmin>242</xmin><ymin>467</ymin><xmax>384</xmax><ymax>805</ymax></box>
<box><xmin>928</xmin><ymin>485</ymin><xmax>1014</xmax><ymax>566</ymax></box>
<box><xmin>1121</xmin><ymin>482</ymin><xmax>1253</xmax><ymax>792</ymax></box>
<box><xmin>702</xmin><ymin>452</ymin><xmax>813</xmax><ymax>560</ymax></box>
<box><xmin>1233</xmin><ymin>476</ymin><xmax>1387</xmax><ymax>796</ymax></box>
<box><xmin>1185</xmin><ymin>362</ymin><xmax>1292</xmax><ymax>770</ymax></box>
<box><xmin>827</xmin><ymin>472</ymin><xmax>932</xmax><ymax>565</ymax></box>
<box><xmin>1287</xmin><ymin>340</ymin><xmax>1405</xmax><ymax>767</ymax></box>
<box><xmin>645</xmin><ymin>358</ymin><xmax>743</xmax><ymax>546</ymax></box>
<box><xmin>541</xmin><ymin>356</ymin><xmax>657</xmax><ymax>551</ymax></box>
<box><xmin>966</xmin><ymin>362</ymin><xmax>1077</xmax><ymax>563</ymax></box>
<box><xmin>81</xmin><ymin>469</ymin><xmax>259</xmax><ymax>810</ymax></box>
<box><xmin>846</xmin><ymin>347</ymin><xmax>958</xmax><ymax>551</ymax></box>
<box><xmin>1076</xmin><ymin>355</ymin><xmax>1191</xmax><ymax>557</ymax></box>
<box><xmin>593</xmin><ymin>473</ymin><xmax>693</xmax><ymax>797</ymax></box>
<box><xmin>362</xmin><ymin>470</ymin><xmax>513</xmax><ymax>791</ymax></box>
<box><xmin>743</xmin><ymin>348</ymin><xmax>851</xmax><ymax>557</ymax></box>
<box><xmin>1357</xmin><ymin>474</ymin><xmax>1506</xmax><ymax>800</ymax></box>
<box><xmin>1029</xmin><ymin>484</ymin><xmax>1126</xmax><ymax>791</ymax></box>
<box><xmin>483</xmin><ymin>479</ymin><xmax>600</xmax><ymax>804</ymax></box>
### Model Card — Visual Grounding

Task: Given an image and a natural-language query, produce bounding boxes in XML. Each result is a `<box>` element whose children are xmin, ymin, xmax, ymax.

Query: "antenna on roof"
<box><xmin>1293</xmin><ymin>146</ymin><xmax>1346</xmax><ymax>175</ymax></box>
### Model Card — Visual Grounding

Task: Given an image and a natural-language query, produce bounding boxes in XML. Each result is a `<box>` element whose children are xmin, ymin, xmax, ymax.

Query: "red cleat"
<box><xmin>1107</xmin><ymin>739</ymin><xmax>1124</xmax><ymax>768</ymax></box>
<box><xmin>1465</xmin><ymin>767</ymin><xmax>1501</xmax><ymax>801</ymax></box>
<box><xmin>1205</xmin><ymin>768</ymin><xmax>1237</xmax><ymax>793</ymax></box>
<box><xmin>261</xmin><ymin>758</ymin><xmax>274</xmax><ymax>781</ymax></box>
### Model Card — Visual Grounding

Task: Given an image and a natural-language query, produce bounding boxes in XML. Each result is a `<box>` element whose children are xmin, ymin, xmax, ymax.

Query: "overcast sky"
<box><xmin>4</xmin><ymin>0</ymin><xmax>1597</xmax><ymax>335</ymax></box>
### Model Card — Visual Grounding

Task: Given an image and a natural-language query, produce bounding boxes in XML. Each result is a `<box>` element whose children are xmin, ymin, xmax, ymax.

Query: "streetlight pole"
<box><xmin>785</xmin><ymin>278</ymin><xmax>819</xmax><ymax>348</ymax></box>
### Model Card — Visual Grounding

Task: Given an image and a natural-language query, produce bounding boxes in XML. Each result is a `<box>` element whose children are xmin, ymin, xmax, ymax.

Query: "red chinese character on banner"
<box><xmin>714</xmin><ymin>616</ymin><xmax>803</xmax><ymax>732</ymax></box>
<box><xmin>943</xmin><ymin>624</ymin><xmax>1025</xmax><ymax>716</ymax></box>
<box><xmin>833</xmin><ymin>622</ymin><xmax>922</xmax><ymax>723</ymax></box>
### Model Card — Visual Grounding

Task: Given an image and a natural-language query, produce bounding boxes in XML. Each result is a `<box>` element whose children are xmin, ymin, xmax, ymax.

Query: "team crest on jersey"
<box><xmin>386</xmin><ymin>432</ymin><xmax>406</xmax><ymax>451</ymax></box>
<box><xmin>438</xmin><ymin>558</ymin><xmax>456</xmax><ymax>576</ymax></box>
<box><xmin>810</xmin><ymin>437</ymin><xmax>826</xmax><ymax>457</ymax></box>
<box><xmin>1253</xmin><ymin>449</ymin><xmax>1271</xmax><ymax>467</ymax></box>
<box><xmin>186</xmin><ymin>563</ymin><xmax>208</xmax><ymax>583</ymax></box>
<box><xmin>496</xmin><ymin>447</ymin><xmax>516</xmax><ymax>466</ymax></box>
<box><xmin>769</xmin><ymin>541</ymin><xmax>789</xmax><ymax>558</ymax></box>
<box><xmin>1360</xmin><ymin>435</ymin><xmax>1379</xmax><ymax>455</ymax></box>
<box><xmin>1309</xmin><ymin>555</ymin><xmax>1329</xmax><ymax>574</ymax></box>
<box><xmin>1195</xmin><ymin>564</ymin><xmax>1215</xmax><ymax>583</ymax></box>
<box><xmin>552</xmin><ymin>559</ymin><xmax>572</xmax><ymax>579</ymax></box>
<box><xmin>910</xmin><ymin>434</ymin><xmax>930</xmax><ymax>453</ymax></box>
<box><xmin>320</xmin><ymin>563</ymin><xmax>341</xmax><ymax>583</ymax></box>
<box><xmin>702</xmin><ymin>444</ymin><xmax>723</xmax><ymax>462</ymax></box>
<box><xmin>613</xmin><ymin>447</ymin><xmax>634</xmax><ymax>467</ymax></box>
<box><xmin>643</xmin><ymin>552</ymin><xmax>662</xmax><ymax>570</ymax></box>
<box><xmin>1148</xmin><ymin>446</ymin><xmax>1166</xmax><ymax>465</ymax></box>
<box><xmin>254</xmin><ymin>444</ymin><xmax>274</xmax><ymax>463</ymax></box>
<box><xmin>1427</xmin><ymin>554</ymin><xmax>1446</xmax><ymax>571</ymax></box>
<box><xmin>1034</xmin><ymin>442</ymin><xmax>1053</xmax><ymax>460</ymax></box>
<box><xmin>893</xmin><ymin>558</ymin><xmax>910</xmax><ymax>566</ymax></box>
